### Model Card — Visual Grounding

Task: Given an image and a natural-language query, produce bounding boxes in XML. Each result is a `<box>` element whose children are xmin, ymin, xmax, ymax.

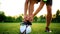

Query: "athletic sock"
<box><xmin>20</xmin><ymin>21</ymin><xmax>32</xmax><ymax>25</ymax></box>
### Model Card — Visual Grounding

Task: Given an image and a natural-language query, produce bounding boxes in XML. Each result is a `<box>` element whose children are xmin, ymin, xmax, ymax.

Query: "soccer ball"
<box><xmin>20</xmin><ymin>25</ymin><xmax>31</xmax><ymax>34</ymax></box>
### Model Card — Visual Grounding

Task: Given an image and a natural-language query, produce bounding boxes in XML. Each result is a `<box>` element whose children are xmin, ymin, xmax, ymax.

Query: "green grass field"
<box><xmin>0</xmin><ymin>23</ymin><xmax>60</xmax><ymax>34</ymax></box>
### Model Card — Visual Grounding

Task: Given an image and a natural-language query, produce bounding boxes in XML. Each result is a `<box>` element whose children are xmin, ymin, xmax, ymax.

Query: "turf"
<box><xmin>0</xmin><ymin>23</ymin><xmax>60</xmax><ymax>34</ymax></box>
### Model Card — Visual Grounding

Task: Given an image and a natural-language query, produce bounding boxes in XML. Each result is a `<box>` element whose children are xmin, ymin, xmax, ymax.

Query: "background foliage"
<box><xmin>0</xmin><ymin>9</ymin><xmax>60</xmax><ymax>23</ymax></box>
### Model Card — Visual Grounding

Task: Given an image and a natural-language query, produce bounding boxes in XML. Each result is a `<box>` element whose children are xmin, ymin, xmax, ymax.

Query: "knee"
<box><xmin>47</xmin><ymin>6</ymin><xmax>52</xmax><ymax>14</ymax></box>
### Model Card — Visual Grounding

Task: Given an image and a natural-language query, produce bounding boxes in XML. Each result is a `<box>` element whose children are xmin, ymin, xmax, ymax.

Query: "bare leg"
<box><xmin>28</xmin><ymin>1</ymin><xmax>35</xmax><ymax>22</ymax></box>
<box><xmin>29</xmin><ymin>1</ymin><xmax>34</xmax><ymax>15</ymax></box>
<box><xmin>46</xmin><ymin>5</ymin><xmax>52</xmax><ymax>27</ymax></box>
<box><xmin>24</xmin><ymin>0</ymin><xmax>29</xmax><ymax>22</ymax></box>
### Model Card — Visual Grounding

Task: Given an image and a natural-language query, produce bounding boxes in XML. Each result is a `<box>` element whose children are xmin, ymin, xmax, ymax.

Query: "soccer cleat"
<box><xmin>45</xmin><ymin>27</ymin><xmax>52</xmax><ymax>32</ymax></box>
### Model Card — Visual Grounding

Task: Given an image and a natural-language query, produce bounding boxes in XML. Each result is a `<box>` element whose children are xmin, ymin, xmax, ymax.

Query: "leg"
<box><xmin>45</xmin><ymin>5</ymin><xmax>52</xmax><ymax>32</ymax></box>
<box><xmin>23</xmin><ymin>0</ymin><xmax>35</xmax><ymax>25</ymax></box>
<box><xmin>45</xmin><ymin>0</ymin><xmax>52</xmax><ymax>32</ymax></box>
<box><xmin>28</xmin><ymin>0</ymin><xmax>35</xmax><ymax>22</ymax></box>
<box><xmin>29</xmin><ymin>1</ymin><xmax>34</xmax><ymax>15</ymax></box>
<box><xmin>24</xmin><ymin>0</ymin><xmax>29</xmax><ymax>22</ymax></box>
<box><xmin>46</xmin><ymin>5</ymin><xmax>52</xmax><ymax>27</ymax></box>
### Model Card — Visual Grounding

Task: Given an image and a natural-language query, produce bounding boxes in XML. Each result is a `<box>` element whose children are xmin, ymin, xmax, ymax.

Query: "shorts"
<box><xmin>42</xmin><ymin>0</ymin><xmax>52</xmax><ymax>6</ymax></box>
<box><xmin>37</xmin><ymin>0</ymin><xmax>41</xmax><ymax>2</ymax></box>
<box><xmin>36</xmin><ymin>0</ymin><xmax>41</xmax><ymax>3</ymax></box>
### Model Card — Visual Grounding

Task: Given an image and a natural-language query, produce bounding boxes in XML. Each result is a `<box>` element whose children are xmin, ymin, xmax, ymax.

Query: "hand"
<box><xmin>24</xmin><ymin>15</ymin><xmax>30</xmax><ymax>21</ymax></box>
<box><xmin>24</xmin><ymin>15</ymin><xmax>28</xmax><ymax>21</ymax></box>
<box><xmin>28</xmin><ymin>15</ymin><xmax>34</xmax><ymax>22</ymax></box>
<box><xmin>24</xmin><ymin>15</ymin><xmax>34</xmax><ymax>22</ymax></box>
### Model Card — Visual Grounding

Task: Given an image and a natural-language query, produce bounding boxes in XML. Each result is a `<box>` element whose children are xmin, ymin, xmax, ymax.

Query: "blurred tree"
<box><xmin>38</xmin><ymin>15</ymin><xmax>46</xmax><ymax>22</ymax></box>
<box><xmin>52</xmin><ymin>14</ymin><xmax>56</xmax><ymax>22</ymax></box>
<box><xmin>33</xmin><ymin>16</ymin><xmax>38</xmax><ymax>22</ymax></box>
<box><xmin>56</xmin><ymin>10</ymin><xmax>60</xmax><ymax>22</ymax></box>
<box><xmin>5</xmin><ymin>16</ymin><xmax>15</xmax><ymax>22</ymax></box>
<box><xmin>16</xmin><ymin>16</ymin><xmax>23</xmax><ymax>22</ymax></box>
<box><xmin>0</xmin><ymin>11</ymin><xmax>6</xmax><ymax>22</ymax></box>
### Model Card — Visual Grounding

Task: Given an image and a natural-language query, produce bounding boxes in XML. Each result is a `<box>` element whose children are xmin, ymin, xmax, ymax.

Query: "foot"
<box><xmin>45</xmin><ymin>27</ymin><xmax>52</xmax><ymax>32</ymax></box>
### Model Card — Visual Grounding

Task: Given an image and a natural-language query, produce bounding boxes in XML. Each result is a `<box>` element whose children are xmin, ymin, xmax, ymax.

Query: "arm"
<box><xmin>32</xmin><ymin>0</ymin><xmax>44</xmax><ymax>17</ymax></box>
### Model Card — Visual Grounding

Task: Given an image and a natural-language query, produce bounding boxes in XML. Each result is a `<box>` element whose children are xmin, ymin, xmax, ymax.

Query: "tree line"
<box><xmin>0</xmin><ymin>10</ymin><xmax>60</xmax><ymax>23</ymax></box>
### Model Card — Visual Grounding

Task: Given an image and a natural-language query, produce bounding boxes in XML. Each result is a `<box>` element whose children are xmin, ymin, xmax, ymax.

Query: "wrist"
<box><xmin>32</xmin><ymin>14</ymin><xmax>34</xmax><ymax>17</ymax></box>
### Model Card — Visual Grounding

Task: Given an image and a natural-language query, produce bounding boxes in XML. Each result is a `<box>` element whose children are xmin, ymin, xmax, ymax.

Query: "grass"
<box><xmin>0</xmin><ymin>23</ymin><xmax>60</xmax><ymax>34</ymax></box>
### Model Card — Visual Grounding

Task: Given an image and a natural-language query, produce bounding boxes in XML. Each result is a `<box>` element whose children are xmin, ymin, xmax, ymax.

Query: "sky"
<box><xmin>0</xmin><ymin>0</ymin><xmax>60</xmax><ymax>16</ymax></box>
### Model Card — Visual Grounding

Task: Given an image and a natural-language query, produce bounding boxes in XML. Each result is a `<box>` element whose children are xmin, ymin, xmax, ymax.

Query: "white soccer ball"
<box><xmin>20</xmin><ymin>25</ymin><xmax>31</xmax><ymax>34</ymax></box>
